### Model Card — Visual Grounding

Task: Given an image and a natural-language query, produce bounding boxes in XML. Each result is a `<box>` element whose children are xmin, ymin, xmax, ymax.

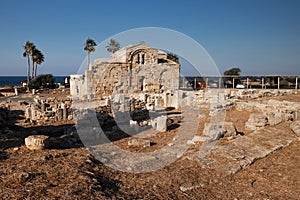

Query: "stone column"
<box><xmin>41</xmin><ymin>103</ymin><xmax>45</xmax><ymax>112</ymax></box>
<box><xmin>57</xmin><ymin>108</ymin><xmax>63</xmax><ymax>121</ymax></box>
<box><xmin>246</xmin><ymin>78</ymin><xmax>249</xmax><ymax>89</ymax></box>
<box><xmin>14</xmin><ymin>87</ymin><xmax>18</xmax><ymax>96</ymax></box>
<box><xmin>25</xmin><ymin>106</ymin><xmax>32</xmax><ymax>119</ymax></box>
<box><xmin>63</xmin><ymin>108</ymin><xmax>67</xmax><ymax>121</ymax></box>
<box><xmin>157</xmin><ymin>116</ymin><xmax>167</xmax><ymax>132</ymax></box>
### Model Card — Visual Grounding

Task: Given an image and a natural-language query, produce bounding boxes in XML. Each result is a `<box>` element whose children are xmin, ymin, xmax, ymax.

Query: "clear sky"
<box><xmin>0</xmin><ymin>0</ymin><xmax>299</xmax><ymax>76</ymax></box>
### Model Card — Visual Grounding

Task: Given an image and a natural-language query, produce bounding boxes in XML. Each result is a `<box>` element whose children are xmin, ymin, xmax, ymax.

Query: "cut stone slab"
<box><xmin>187</xmin><ymin>136</ymin><xmax>209</xmax><ymax>144</ymax></box>
<box><xmin>290</xmin><ymin>120</ymin><xmax>300</xmax><ymax>137</ymax></box>
<box><xmin>156</xmin><ymin>116</ymin><xmax>167</xmax><ymax>132</ymax></box>
<box><xmin>266</xmin><ymin>112</ymin><xmax>283</xmax><ymax>126</ymax></box>
<box><xmin>128</xmin><ymin>138</ymin><xmax>151</xmax><ymax>148</ymax></box>
<box><xmin>25</xmin><ymin>135</ymin><xmax>50</xmax><ymax>150</ymax></box>
<box><xmin>193</xmin><ymin>125</ymin><xmax>295</xmax><ymax>175</ymax></box>
<box><xmin>202</xmin><ymin>122</ymin><xmax>237</xmax><ymax>141</ymax></box>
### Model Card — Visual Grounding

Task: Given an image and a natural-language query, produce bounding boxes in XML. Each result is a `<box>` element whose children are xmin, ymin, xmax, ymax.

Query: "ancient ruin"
<box><xmin>70</xmin><ymin>43</ymin><xmax>180</xmax><ymax>107</ymax></box>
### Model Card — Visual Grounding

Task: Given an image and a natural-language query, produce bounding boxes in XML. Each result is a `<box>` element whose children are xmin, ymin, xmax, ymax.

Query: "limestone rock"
<box><xmin>156</xmin><ymin>116</ymin><xmax>167</xmax><ymax>132</ymax></box>
<box><xmin>290</xmin><ymin>120</ymin><xmax>300</xmax><ymax>137</ymax></box>
<box><xmin>25</xmin><ymin>135</ymin><xmax>50</xmax><ymax>150</ymax></box>
<box><xmin>202</xmin><ymin>122</ymin><xmax>237</xmax><ymax>141</ymax></box>
<box><xmin>187</xmin><ymin>136</ymin><xmax>209</xmax><ymax>144</ymax></box>
<box><xmin>266</xmin><ymin>112</ymin><xmax>283</xmax><ymax>126</ymax></box>
<box><xmin>245</xmin><ymin>114</ymin><xmax>268</xmax><ymax>130</ymax></box>
<box><xmin>128</xmin><ymin>138</ymin><xmax>151</xmax><ymax>148</ymax></box>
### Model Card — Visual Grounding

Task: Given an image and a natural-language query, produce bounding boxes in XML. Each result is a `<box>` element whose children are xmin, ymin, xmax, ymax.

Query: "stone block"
<box><xmin>266</xmin><ymin>112</ymin><xmax>283</xmax><ymax>126</ymax></box>
<box><xmin>128</xmin><ymin>138</ymin><xmax>151</xmax><ymax>148</ymax></box>
<box><xmin>188</xmin><ymin>136</ymin><xmax>209</xmax><ymax>144</ymax></box>
<box><xmin>156</xmin><ymin>116</ymin><xmax>167</xmax><ymax>132</ymax></box>
<box><xmin>290</xmin><ymin>120</ymin><xmax>300</xmax><ymax>137</ymax></box>
<box><xmin>203</xmin><ymin>122</ymin><xmax>237</xmax><ymax>141</ymax></box>
<box><xmin>25</xmin><ymin>135</ymin><xmax>50</xmax><ymax>150</ymax></box>
<box><xmin>245</xmin><ymin>114</ymin><xmax>268</xmax><ymax>130</ymax></box>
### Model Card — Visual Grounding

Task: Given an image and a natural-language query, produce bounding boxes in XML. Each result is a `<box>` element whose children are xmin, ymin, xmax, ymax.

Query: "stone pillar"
<box><xmin>206</xmin><ymin>78</ymin><xmax>208</xmax><ymax>89</ymax></box>
<box><xmin>262</xmin><ymin>78</ymin><xmax>264</xmax><ymax>89</ymax></box>
<box><xmin>25</xmin><ymin>106</ymin><xmax>32</xmax><ymax>119</ymax></box>
<box><xmin>41</xmin><ymin>103</ymin><xmax>45</xmax><ymax>112</ymax></box>
<box><xmin>246</xmin><ymin>78</ymin><xmax>249</xmax><ymax>89</ymax></box>
<box><xmin>14</xmin><ymin>87</ymin><xmax>18</xmax><ymax>96</ymax></box>
<box><xmin>157</xmin><ymin>116</ymin><xmax>167</xmax><ymax>132</ymax></box>
<box><xmin>57</xmin><ymin>108</ymin><xmax>63</xmax><ymax>121</ymax></box>
<box><xmin>232</xmin><ymin>78</ymin><xmax>235</xmax><ymax>89</ymax></box>
<box><xmin>63</xmin><ymin>108</ymin><xmax>67</xmax><ymax>121</ymax></box>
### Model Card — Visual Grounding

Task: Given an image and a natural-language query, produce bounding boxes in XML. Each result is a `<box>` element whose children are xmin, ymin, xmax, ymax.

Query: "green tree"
<box><xmin>84</xmin><ymin>37</ymin><xmax>97</xmax><ymax>69</ymax></box>
<box><xmin>224</xmin><ymin>67</ymin><xmax>241</xmax><ymax>76</ymax></box>
<box><xmin>106</xmin><ymin>39</ymin><xmax>120</xmax><ymax>54</ymax></box>
<box><xmin>32</xmin><ymin>48</ymin><xmax>45</xmax><ymax>78</ymax></box>
<box><xmin>23</xmin><ymin>41</ymin><xmax>36</xmax><ymax>85</ymax></box>
<box><xmin>167</xmin><ymin>53</ymin><xmax>179</xmax><ymax>63</ymax></box>
<box><xmin>28</xmin><ymin>74</ymin><xmax>56</xmax><ymax>90</ymax></box>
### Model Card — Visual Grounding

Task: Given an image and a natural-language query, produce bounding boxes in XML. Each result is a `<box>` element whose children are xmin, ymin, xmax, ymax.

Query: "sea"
<box><xmin>0</xmin><ymin>76</ymin><xmax>69</xmax><ymax>87</ymax></box>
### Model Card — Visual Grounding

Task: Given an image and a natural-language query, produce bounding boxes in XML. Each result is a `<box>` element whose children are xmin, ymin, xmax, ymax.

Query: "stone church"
<box><xmin>70</xmin><ymin>42</ymin><xmax>180</xmax><ymax>108</ymax></box>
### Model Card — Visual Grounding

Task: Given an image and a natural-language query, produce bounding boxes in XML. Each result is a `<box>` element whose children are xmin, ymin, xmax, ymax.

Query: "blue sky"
<box><xmin>0</xmin><ymin>0</ymin><xmax>299</xmax><ymax>76</ymax></box>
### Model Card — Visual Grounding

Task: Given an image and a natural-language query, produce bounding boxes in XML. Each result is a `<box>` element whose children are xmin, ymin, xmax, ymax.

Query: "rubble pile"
<box><xmin>24</xmin><ymin>96</ymin><xmax>73</xmax><ymax>125</ymax></box>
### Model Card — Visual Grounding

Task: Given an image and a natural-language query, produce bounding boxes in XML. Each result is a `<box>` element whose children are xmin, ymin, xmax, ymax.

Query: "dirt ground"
<box><xmin>0</xmin><ymin>89</ymin><xmax>299</xmax><ymax>199</ymax></box>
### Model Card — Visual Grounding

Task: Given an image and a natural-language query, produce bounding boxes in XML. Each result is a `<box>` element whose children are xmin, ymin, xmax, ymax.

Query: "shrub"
<box><xmin>28</xmin><ymin>74</ymin><xmax>56</xmax><ymax>90</ymax></box>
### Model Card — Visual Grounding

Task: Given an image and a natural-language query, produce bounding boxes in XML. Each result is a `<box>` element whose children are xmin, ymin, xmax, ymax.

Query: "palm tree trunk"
<box><xmin>31</xmin><ymin>56</ymin><xmax>35</xmax><ymax>79</ymax></box>
<box><xmin>34</xmin><ymin>64</ymin><xmax>38</xmax><ymax>78</ymax></box>
<box><xmin>27</xmin><ymin>56</ymin><xmax>30</xmax><ymax>88</ymax></box>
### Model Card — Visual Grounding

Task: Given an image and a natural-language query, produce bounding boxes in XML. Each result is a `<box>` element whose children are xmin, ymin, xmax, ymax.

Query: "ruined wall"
<box><xmin>70</xmin><ymin>43</ymin><xmax>180</xmax><ymax>102</ymax></box>
<box><xmin>24</xmin><ymin>96</ymin><xmax>73</xmax><ymax>125</ymax></box>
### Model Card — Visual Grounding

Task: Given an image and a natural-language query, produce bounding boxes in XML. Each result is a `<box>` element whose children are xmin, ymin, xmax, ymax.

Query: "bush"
<box><xmin>28</xmin><ymin>74</ymin><xmax>56</xmax><ymax>90</ymax></box>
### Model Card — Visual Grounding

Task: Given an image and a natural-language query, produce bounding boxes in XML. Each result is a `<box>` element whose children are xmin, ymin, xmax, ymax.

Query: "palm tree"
<box><xmin>84</xmin><ymin>37</ymin><xmax>97</xmax><ymax>69</ymax></box>
<box><xmin>32</xmin><ymin>49</ymin><xmax>45</xmax><ymax>78</ymax></box>
<box><xmin>106</xmin><ymin>39</ymin><xmax>120</xmax><ymax>54</ymax></box>
<box><xmin>23</xmin><ymin>41</ymin><xmax>35</xmax><ymax>85</ymax></box>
